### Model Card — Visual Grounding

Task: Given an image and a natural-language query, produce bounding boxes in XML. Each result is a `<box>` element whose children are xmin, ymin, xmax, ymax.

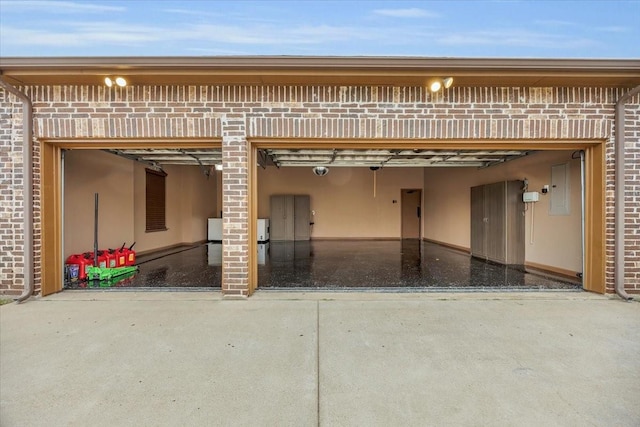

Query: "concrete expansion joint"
<box><xmin>222</xmin><ymin>294</ymin><xmax>248</xmax><ymax>300</ymax></box>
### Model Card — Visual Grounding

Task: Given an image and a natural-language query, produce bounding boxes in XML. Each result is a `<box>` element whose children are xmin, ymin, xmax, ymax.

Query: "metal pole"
<box><xmin>94</xmin><ymin>193</ymin><xmax>99</xmax><ymax>267</ymax></box>
<box><xmin>580</xmin><ymin>151</ymin><xmax>585</xmax><ymax>286</ymax></box>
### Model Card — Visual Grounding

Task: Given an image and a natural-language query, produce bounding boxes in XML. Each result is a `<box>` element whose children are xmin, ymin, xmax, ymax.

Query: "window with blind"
<box><xmin>145</xmin><ymin>168</ymin><xmax>167</xmax><ymax>232</ymax></box>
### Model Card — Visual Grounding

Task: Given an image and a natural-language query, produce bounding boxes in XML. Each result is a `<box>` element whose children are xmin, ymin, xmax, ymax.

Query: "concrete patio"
<box><xmin>1</xmin><ymin>290</ymin><xmax>638</xmax><ymax>426</ymax></box>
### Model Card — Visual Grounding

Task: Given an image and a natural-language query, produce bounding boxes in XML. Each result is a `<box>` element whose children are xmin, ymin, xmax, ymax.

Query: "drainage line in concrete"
<box><xmin>614</xmin><ymin>85</ymin><xmax>640</xmax><ymax>301</ymax></box>
<box><xmin>0</xmin><ymin>77</ymin><xmax>34</xmax><ymax>303</ymax></box>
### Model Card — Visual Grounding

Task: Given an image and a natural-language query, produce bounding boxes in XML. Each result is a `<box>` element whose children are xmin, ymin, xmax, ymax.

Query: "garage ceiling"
<box><xmin>105</xmin><ymin>147</ymin><xmax>530</xmax><ymax>169</ymax></box>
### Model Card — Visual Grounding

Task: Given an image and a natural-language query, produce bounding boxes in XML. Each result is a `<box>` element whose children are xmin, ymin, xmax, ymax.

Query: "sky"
<box><xmin>0</xmin><ymin>0</ymin><xmax>638</xmax><ymax>58</ymax></box>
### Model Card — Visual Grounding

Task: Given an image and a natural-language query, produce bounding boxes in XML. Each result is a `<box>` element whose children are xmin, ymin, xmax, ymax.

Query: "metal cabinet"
<box><xmin>270</xmin><ymin>195</ymin><xmax>310</xmax><ymax>241</ymax></box>
<box><xmin>470</xmin><ymin>181</ymin><xmax>525</xmax><ymax>265</ymax></box>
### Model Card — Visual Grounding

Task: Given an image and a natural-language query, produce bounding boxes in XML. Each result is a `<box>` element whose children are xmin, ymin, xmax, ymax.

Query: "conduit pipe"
<box><xmin>614</xmin><ymin>85</ymin><xmax>640</xmax><ymax>301</ymax></box>
<box><xmin>0</xmin><ymin>77</ymin><xmax>34</xmax><ymax>303</ymax></box>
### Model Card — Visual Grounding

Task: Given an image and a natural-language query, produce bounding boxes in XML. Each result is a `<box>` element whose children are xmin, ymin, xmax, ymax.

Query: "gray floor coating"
<box><xmin>1</xmin><ymin>291</ymin><xmax>638</xmax><ymax>426</ymax></box>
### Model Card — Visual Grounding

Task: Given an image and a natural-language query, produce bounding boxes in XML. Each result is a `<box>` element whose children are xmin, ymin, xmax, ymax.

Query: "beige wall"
<box><xmin>183</xmin><ymin>166</ymin><xmax>218</xmax><ymax>243</ymax></box>
<box><xmin>423</xmin><ymin>151</ymin><xmax>582</xmax><ymax>273</ymax></box>
<box><xmin>63</xmin><ymin>150</ymin><xmax>217</xmax><ymax>258</ymax></box>
<box><xmin>133</xmin><ymin>163</ymin><xmax>217</xmax><ymax>253</ymax></box>
<box><xmin>258</xmin><ymin>167</ymin><xmax>423</xmax><ymax>238</ymax></box>
<box><xmin>63</xmin><ymin>150</ymin><xmax>134</xmax><ymax>259</ymax></box>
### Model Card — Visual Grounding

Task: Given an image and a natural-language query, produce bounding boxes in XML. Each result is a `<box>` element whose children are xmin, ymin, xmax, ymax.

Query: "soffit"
<box><xmin>1</xmin><ymin>56</ymin><xmax>639</xmax><ymax>87</ymax></box>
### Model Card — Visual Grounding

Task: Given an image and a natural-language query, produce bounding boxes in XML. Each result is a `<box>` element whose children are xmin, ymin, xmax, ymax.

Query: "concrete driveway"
<box><xmin>1</xmin><ymin>291</ymin><xmax>638</xmax><ymax>426</ymax></box>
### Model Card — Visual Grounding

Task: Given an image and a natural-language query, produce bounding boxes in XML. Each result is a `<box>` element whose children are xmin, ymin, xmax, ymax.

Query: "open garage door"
<box><xmin>40</xmin><ymin>139</ymin><xmax>605</xmax><ymax>295</ymax></box>
<box><xmin>249</xmin><ymin>140</ymin><xmax>605</xmax><ymax>293</ymax></box>
<box><xmin>40</xmin><ymin>140</ymin><xmax>222</xmax><ymax>294</ymax></box>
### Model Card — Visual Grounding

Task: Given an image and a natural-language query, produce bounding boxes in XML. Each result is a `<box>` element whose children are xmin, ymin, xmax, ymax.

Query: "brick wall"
<box><xmin>0</xmin><ymin>85</ymin><xmax>638</xmax><ymax>295</ymax></box>
<box><xmin>622</xmin><ymin>98</ymin><xmax>640</xmax><ymax>291</ymax></box>
<box><xmin>0</xmin><ymin>90</ymin><xmax>26</xmax><ymax>295</ymax></box>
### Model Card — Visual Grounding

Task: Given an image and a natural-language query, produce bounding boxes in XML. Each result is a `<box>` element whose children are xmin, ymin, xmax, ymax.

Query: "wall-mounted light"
<box><xmin>429</xmin><ymin>80</ymin><xmax>442</xmax><ymax>92</ymax></box>
<box><xmin>428</xmin><ymin>77</ymin><xmax>454</xmax><ymax>92</ymax></box>
<box><xmin>104</xmin><ymin>76</ymin><xmax>127</xmax><ymax>87</ymax></box>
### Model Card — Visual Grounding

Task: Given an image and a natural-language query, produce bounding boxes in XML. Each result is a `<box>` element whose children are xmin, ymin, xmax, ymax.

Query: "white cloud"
<box><xmin>437</xmin><ymin>30</ymin><xmax>597</xmax><ymax>49</ymax></box>
<box><xmin>1</xmin><ymin>20</ymin><xmax>391</xmax><ymax>49</ymax></box>
<box><xmin>161</xmin><ymin>8</ymin><xmax>223</xmax><ymax>18</ymax></box>
<box><xmin>534</xmin><ymin>19</ymin><xmax>577</xmax><ymax>27</ymax></box>
<box><xmin>1</xmin><ymin>0</ymin><xmax>126</xmax><ymax>13</ymax></box>
<box><xmin>596</xmin><ymin>26</ymin><xmax>630</xmax><ymax>33</ymax></box>
<box><xmin>373</xmin><ymin>8</ymin><xmax>438</xmax><ymax>18</ymax></box>
<box><xmin>7</xmin><ymin>19</ymin><xmax>595</xmax><ymax>53</ymax></box>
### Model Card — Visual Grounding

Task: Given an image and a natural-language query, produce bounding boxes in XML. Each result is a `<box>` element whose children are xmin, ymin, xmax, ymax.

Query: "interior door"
<box><xmin>401</xmin><ymin>189</ymin><xmax>421</xmax><ymax>239</ymax></box>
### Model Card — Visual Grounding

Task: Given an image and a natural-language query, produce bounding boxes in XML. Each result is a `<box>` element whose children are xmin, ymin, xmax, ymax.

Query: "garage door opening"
<box><xmin>40</xmin><ymin>139</ymin><xmax>605</xmax><ymax>296</ymax></box>
<box><xmin>252</xmin><ymin>143</ymin><xmax>594</xmax><ymax>292</ymax></box>
<box><xmin>58</xmin><ymin>144</ymin><xmax>222</xmax><ymax>290</ymax></box>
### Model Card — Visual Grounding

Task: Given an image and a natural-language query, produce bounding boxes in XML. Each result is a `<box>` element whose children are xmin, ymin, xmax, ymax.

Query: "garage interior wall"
<box><xmin>64</xmin><ymin>151</ymin><xmax>217</xmax><ymax>258</ymax></box>
<box><xmin>423</xmin><ymin>150</ymin><xmax>582</xmax><ymax>275</ymax></box>
<box><xmin>133</xmin><ymin>163</ymin><xmax>217</xmax><ymax>253</ymax></box>
<box><xmin>257</xmin><ymin>167</ymin><xmax>424</xmax><ymax>239</ymax></box>
<box><xmin>63</xmin><ymin>150</ymin><xmax>134</xmax><ymax>258</ymax></box>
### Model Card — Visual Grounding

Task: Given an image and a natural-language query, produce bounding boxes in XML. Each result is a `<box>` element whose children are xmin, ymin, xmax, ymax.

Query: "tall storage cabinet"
<box><xmin>270</xmin><ymin>195</ymin><xmax>311</xmax><ymax>241</ymax></box>
<box><xmin>470</xmin><ymin>181</ymin><xmax>525</xmax><ymax>265</ymax></box>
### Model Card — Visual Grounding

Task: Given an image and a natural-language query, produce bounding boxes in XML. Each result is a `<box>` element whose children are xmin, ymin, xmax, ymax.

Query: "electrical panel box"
<box><xmin>523</xmin><ymin>191</ymin><xmax>540</xmax><ymax>203</ymax></box>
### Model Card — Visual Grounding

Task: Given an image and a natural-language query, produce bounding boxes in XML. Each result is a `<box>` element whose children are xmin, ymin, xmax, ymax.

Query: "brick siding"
<box><xmin>0</xmin><ymin>85</ymin><xmax>638</xmax><ymax>295</ymax></box>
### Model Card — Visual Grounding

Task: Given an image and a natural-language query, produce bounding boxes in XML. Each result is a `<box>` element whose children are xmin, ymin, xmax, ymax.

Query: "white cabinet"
<box><xmin>207</xmin><ymin>218</ymin><xmax>222</xmax><ymax>242</ymax></box>
<box><xmin>257</xmin><ymin>219</ymin><xmax>270</xmax><ymax>243</ymax></box>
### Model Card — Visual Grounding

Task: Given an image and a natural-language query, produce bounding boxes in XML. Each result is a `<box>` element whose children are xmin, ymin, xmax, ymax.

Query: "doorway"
<box><xmin>401</xmin><ymin>189</ymin><xmax>422</xmax><ymax>239</ymax></box>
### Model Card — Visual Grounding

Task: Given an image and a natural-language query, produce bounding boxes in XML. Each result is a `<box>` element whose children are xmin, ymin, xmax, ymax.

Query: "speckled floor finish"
<box><xmin>65</xmin><ymin>240</ymin><xmax>580</xmax><ymax>290</ymax></box>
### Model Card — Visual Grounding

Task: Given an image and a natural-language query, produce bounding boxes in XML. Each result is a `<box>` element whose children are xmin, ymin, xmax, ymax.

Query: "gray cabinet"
<box><xmin>470</xmin><ymin>181</ymin><xmax>524</xmax><ymax>265</ymax></box>
<box><xmin>270</xmin><ymin>195</ymin><xmax>310</xmax><ymax>241</ymax></box>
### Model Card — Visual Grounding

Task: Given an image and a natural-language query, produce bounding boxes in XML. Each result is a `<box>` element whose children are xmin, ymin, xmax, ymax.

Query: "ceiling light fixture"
<box><xmin>312</xmin><ymin>166</ymin><xmax>329</xmax><ymax>176</ymax></box>
<box><xmin>104</xmin><ymin>76</ymin><xmax>127</xmax><ymax>87</ymax></box>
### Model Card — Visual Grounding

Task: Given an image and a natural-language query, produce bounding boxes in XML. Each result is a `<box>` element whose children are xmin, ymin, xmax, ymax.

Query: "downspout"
<box><xmin>572</xmin><ymin>150</ymin><xmax>585</xmax><ymax>284</ymax></box>
<box><xmin>614</xmin><ymin>85</ymin><xmax>640</xmax><ymax>301</ymax></box>
<box><xmin>580</xmin><ymin>151</ymin><xmax>585</xmax><ymax>284</ymax></box>
<box><xmin>0</xmin><ymin>77</ymin><xmax>34</xmax><ymax>303</ymax></box>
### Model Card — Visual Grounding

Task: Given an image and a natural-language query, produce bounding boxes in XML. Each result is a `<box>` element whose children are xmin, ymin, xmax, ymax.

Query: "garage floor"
<box><xmin>65</xmin><ymin>241</ymin><xmax>580</xmax><ymax>290</ymax></box>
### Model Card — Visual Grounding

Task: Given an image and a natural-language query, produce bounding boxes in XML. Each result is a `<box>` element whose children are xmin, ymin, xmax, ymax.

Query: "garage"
<box><xmin>61</xmin><ymin>146</ymin><xmax>222</xmax><ymax>289</ymax></box>
<box><xmin>60</xmin><ymin>144</ymin><xmax>582</xmax><ymax>291</ymax></box>
<box><xmin>254</xmin><ymin>146</ymin><xmax>584</xmax><ymax>290</ymax></box>
<box><xmin>4</xmin><ymin>56</ymin><xmax>631</xmax><ymax>297</ymax></box>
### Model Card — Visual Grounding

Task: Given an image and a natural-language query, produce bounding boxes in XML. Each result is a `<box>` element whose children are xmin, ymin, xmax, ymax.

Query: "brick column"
<box><xmin>221</xmin><ymin>116</ymin><xmax>250</xmax><ymax>297</ymax></box>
